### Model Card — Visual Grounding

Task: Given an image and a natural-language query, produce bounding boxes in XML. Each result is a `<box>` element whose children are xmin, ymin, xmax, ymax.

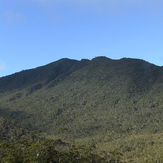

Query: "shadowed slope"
<box><xmin>0</xmin><ymin>58</ymin><xmax>89</xmax><ymax>92</ymax></box>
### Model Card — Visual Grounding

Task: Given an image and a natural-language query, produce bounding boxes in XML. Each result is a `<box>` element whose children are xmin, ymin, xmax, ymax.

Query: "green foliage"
<box><xmin>0</xmin><ymin>140</ymin><xmax>124</xmax><ymax>163</ymax></box>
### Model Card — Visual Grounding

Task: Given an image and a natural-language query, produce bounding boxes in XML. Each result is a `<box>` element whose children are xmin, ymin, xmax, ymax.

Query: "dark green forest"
<box><xmin>0</xmin><ymin>57</ymin><xmax>163</xmax><ymax>162</ymax></box>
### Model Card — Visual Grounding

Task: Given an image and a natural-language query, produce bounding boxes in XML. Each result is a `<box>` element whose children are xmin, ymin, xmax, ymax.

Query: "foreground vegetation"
<box><xmin>1</xmin><ymin>133</ymin><xmax>163</xmax><ymax>163</ymax></box>
<box><xmin>0</xmin><ymin>139</ymin><xmax>125</xmax><ymax>163</ymax></box>
<box><xmin>75</xmin><ymin>133</ymin><xmax>163</xmax><ymax>163</ymax></box>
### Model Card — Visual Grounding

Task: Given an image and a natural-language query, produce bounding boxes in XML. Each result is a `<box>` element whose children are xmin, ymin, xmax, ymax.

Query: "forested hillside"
<box><xmin>0</xmin><ymin>57</ymin><xmax>163</xmax><ymax>162</ymax></box>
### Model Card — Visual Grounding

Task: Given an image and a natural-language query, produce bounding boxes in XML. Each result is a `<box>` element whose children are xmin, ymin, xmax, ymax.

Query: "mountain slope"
<box><xmin>0</xmin><ymin>114</ymin><xmax>38</xmax><ymax>142</ymax></box>
<box><xmin>0</xmin><ymin>57</ymin><xmax>163</xmax><ymax>139</ymax></box>
<box><xmin>0</xmin><ymin>58</ymin><xmax>89</xmax><ymax>92</ymax></box>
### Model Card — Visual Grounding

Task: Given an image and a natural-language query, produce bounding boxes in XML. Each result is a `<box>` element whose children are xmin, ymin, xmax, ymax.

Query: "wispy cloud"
<box><xmin>31</xmin><ymin>0</ymin><xmax>161</xmax><ymax>7</ymax></box>
<box><xmin>4</xmin><ymin>10</ymin><xmax>26</xmax><ymax>24</ymax></box>
<box><xmin>0</xmin><ymin>62</ymin><xmax>6</xmax><ymax>71</ymax></box>
<box><xmin>31</xmin><ymin>0</ymin><xmax>163</xmax><ymax>15</ymax></box>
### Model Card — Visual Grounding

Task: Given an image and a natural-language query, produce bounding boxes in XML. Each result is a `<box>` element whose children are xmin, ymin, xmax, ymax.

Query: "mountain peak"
<box><xmin>92</xmin><ymin>56</ymin><xmax>112</xmax><ymax>61</ymax></box>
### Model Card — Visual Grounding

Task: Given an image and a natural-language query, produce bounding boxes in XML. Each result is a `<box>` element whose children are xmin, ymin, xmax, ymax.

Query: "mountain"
<box><xmin>0</xmin><ymin>56</ymin><xmax>163</xmax><ymax>162</ymax></box>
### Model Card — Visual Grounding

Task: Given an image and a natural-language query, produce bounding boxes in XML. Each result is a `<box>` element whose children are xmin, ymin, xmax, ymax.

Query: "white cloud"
<box><xmin>0</xmin><ymin>62</ymin><xmax>6</xmax><ymax>71</ymax></box>
<box><xmin>4</xmin><ymin>10</ymin><xmax>26</xmax><ymax>24</ymax></box>
<box><xmin>30</xmin><ymin>0</ymin><xmax>163</xmax><ymax>15</ymax></box>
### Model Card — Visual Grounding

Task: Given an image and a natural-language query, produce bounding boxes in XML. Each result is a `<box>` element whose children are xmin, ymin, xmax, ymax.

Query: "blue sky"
<box><xmin>0</xmin><ymin>0</ymin><xmax>163</xmax><ymax>76</ymax></box>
